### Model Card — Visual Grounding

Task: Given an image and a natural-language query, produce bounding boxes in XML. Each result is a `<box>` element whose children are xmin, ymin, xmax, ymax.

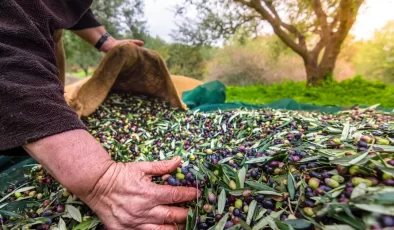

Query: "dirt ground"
<box><xmin>65</xmin><ymin>75</ymin><xmax>83</xmax><ymax>85</ymax></box>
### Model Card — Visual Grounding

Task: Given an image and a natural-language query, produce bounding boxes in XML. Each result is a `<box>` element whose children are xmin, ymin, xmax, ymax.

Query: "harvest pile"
<box><xmin>1</xmin><ymin>94</ymin><xmax>394</xmax><ymax>230</ymax></box>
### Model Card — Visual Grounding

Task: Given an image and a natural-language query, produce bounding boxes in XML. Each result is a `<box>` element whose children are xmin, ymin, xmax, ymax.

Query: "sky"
<box><xmin>144</xmin><ymin>0</ymin><xmax>394</xmax><ymax>42</ymax></box>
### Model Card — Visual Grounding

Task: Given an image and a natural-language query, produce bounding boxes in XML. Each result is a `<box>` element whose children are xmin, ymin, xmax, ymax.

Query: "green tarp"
<box><xmin>1</xmin><ymin>80</ymin><xmax>393</xmax><ymax>192</ymax></box>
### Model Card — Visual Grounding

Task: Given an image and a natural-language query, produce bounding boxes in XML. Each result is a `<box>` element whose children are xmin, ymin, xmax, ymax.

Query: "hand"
<box><xmin>100</xmin><ymin>36</ymin><xmax>144</xmax><ymax>53</ymax></box>
<box><xmin>24</xmin><ymin>130</ymin><xmax>199</xmax><ymax>230</ymax></box>
<box><xmin>83</xmin><ymin>156</ymin><xmax>200</xmax><ymax>230</ymax></box>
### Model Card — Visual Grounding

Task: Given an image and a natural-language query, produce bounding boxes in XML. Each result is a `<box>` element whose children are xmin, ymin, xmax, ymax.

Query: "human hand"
<box><xmin>100</xmin><ymin>36</ymin><xmax>144</xmax><ymax>53</ymax></box>
<box><xmin>82</xmin><ymin>156</ymin><xmax>200</xmax><ymax>230</ymax></box>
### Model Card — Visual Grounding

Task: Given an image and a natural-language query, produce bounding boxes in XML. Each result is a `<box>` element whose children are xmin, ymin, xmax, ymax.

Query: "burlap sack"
<box><xmin>64</xmin><ymin>41</ymin><xmax>203</xmax><ymax>118</ymax></box>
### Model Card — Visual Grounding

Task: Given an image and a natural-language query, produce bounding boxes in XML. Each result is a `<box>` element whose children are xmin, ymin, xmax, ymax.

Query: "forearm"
<box><xmin>23</xmin><ymin>129</ymin><xmax>114</xmax><ymax>199</ymax></box>
<box><xmin>72</xmin><ymin>26</ymin><xmax>116</xmax><ymax>53</ymax></box>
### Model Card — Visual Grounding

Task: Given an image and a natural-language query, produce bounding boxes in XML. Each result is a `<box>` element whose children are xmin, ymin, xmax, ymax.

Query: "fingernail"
<box><xmin>172</xmin><ymin>156</ymin><xmax>180</xmax><ymax>161</ymax></box>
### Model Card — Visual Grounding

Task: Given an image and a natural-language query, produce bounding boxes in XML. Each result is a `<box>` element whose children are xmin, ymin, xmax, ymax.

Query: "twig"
<box><xmin>288</xmin><ymin>197</ymin><xmax>294</xmax><ymax>215</ymax></box>
<box><xmin>294</xmin><ymin>183</ymin><xmax>305</xmax><ymax>215</ymax></box>
<box><xmin>192</xmin><ymin>173</ymin><xmax>199</xmax><ymax>230</ymax></box>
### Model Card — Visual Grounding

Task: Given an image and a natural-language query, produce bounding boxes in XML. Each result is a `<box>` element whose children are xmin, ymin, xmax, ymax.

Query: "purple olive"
<box><xmin>269</xmin><ymin>161</ymin><xmax>280</xmax><ymax>167</ymax></box>
<box><xmin>56</xmin><ymin>204</ymin><xmax>65</xmax><ymax>213</ymax></box>
<box><xmin>215</xmin><ymin>214</ymin><xmax>222</xmax><ymax>221</ymax></box>
<box><xmin>208</xmin><ymin>192</ymin><xmax>217</xmax><ymax>204</ymax></box>
<box><xmin>42</xmin><ymin>210</ymin><xmax>53</xmax><ymax>217</ymax></box>
<box><xmin>382</xmin><ymin>215</ymin><xmax>394</xmax><ymax>227</ymax></box>
<box><xmin>256</xmin><ymin>194</ymin><xmax>264</xmax><ymax>203</ymax></box>
<box><xmin>168</xmin><ymin>176</ymin><xmax>177</xmax><ymax>186</ymax></box>
<box><xmin>233</xmin><ymin>208</ymin><xmax>240</xmax><ymax>216</ymax></box>
<box><xmin>225</xmin><ymin>221</ymin><xmax>234</xmax><ymax>228</ymax></box>
<box><xmin>304</xmin><ymin>200</ymin><xmax>315</xmax><ymax>207</ymax></box>
<box><xmin>383</xmin><ymin>179</ymin><xmax>394</xmax><ymax>186</ymax></box>
<box><xmin>262</xmin><ymin>200</ymin><xmax>274</xmax><ymax>209</ymax></box>
<box><xmin>36</xmin><ymin>224</ymin><xmax>50</xmax><ymax>230</ymax></box>
<box><xmin>198</xmin><ymin>222</ymin><xmax>209</xmax><ymax>229</ymax></box>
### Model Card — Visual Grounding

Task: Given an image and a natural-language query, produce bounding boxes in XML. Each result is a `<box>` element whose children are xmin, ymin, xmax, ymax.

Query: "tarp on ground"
<box><xmin>1</xmin><ymin>80</ymin><xmax>393</xmax><ymax>193</ymax></box>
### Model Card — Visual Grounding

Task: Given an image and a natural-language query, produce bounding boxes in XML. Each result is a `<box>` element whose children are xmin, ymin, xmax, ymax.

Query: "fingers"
<box><xmin>131</xmin><ymin>40</ymin><xmax>144</xmax><ymax>47</ymax></box>
<box><xmin>138</xmin><ymin>156</ymin><xmax>181</xmax><ymax>175</ymax></box>
<box><xmin>152</xmin><ymin>184</ymin><xmax>200</xmax><ymax>205</ymax></box>
<box><xmin>148</xmin><ymin>205</ymin><xmax>189</xmax><ymax>224</ymax></box>
<box><xmin>139</xmin><ymin>224</ymin><xmax>185</xmax><ymax>230</ymax></box>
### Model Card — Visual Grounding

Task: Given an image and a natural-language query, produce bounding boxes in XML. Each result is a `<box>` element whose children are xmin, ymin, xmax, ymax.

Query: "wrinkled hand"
<box><xmin>83</xmin><ymin>156</ymin><xmax>200</xmax><ymax>230</ymax></box>
<box><xmin>100</xmin><ymin>37</ymin><xmax>144</xmax><ymax>53</ymax></box>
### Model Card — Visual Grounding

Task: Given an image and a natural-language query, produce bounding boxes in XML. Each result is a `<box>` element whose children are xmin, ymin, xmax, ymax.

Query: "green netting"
<box><xmin>1</xmin><ymin>80</ymin><xmax>393</xmax><ymax>187</ymax></box>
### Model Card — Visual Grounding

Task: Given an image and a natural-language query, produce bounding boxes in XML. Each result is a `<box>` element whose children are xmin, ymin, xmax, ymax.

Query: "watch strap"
<box><xmin>94</xmin><ymin>32</ymin><xmax>111</xmax><ymax>50</ymax></box>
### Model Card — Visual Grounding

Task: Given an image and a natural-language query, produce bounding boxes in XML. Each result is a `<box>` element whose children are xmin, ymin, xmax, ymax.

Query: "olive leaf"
<box><xmin>341</xmin><ymin>121</ymin><xmax>350</xmax><ymax>140</ymax></box>
<box><xmin>239</xmin><ymin>219</ymin><xmax>252</xmax><ymax>230</ymax></box>
<box><xmin>254</xmin><ymin>208</ymin><xmax>267</xmax><ymax>221</ymax></box>
<box><xmin>323</xmin><ymin>225</ymin><xmax>356</xmax><ymax>230</ymax></box>
<box><xmin>218</xmin><ymin>189</ymin><xmax>226</xmax><ymax>214</ymax></box>
<box><xmin>246</xmin><ymin>200</ymin><xmax>257</xmax><ymax>225</ymax></box>
<box><xmin>226</xmin><ymin>225</ymin><xmax>241</xmax><ymax>230</ymax></box>
<box><xmin>283</xmin><ymin>219</ymin><xmax>312</xmax><ymax>229</ymax></box>
<box><xmin>186</xmin><ymin>207</ymin><xmax>196</xmax><ymax>230</ymax></box>
<box><xmin>66</xmin><ymin>204</ymin><xmax>82</xmax><ymax>223</ymax></box>
<box><xmin>189</xmin><ymin>168</ymin><xmax>205</xmax><ymax>181</ymax></box>
<box><xmin>238</xmin><ymin>167</ymin><xmax>246</xmax><ymax>189</ymax></box>
<box><xmin>0</xmin><ymin>186</ymin><xmax>36</xmax><ymax>203</ymax></box>
<box><xmin>287</xmin><ymin>172</ymin><xmax>296</xmax><ymax>200</ymax></box>
<box><xmin>330</xmin><ymin>213</ymin><xmax>365</xmax><ymax>230</ymax></box>
<box><xmin>0</xmin><ymin>210</ymin><xmax>23</xmax><ymax>218</ymax></box>
<box><xmin>58</xmin><ymin>218</ymin><xmax>67</xmax><ymax>230</ymax></box>
<box><xmin>72</xmin><ymin>217</ymin><xmax>100</xmax><ymax>230</ymax></box>
<box><xmin>245</xmin><ymin>181</ymin><xmax>276</xmax><ymax>192</ymax></box>
<box><xmin>351</xmin><ymin>183</ymin><xmax>367</xmax><ymax>199</ymax></box>
<box><xmin>354</xmin><ymin>204</ymin><xmax>394</xmax><ymax>216</ymax></box>
<box><xmin>255</xmin><ymin>191</ymin><xmax>283</xmax><ymax>196</ymax></box>
<box><xmin>252</xmin><ymin>216</ymin><xmax>269</xmax><ymax>230</ymax></box>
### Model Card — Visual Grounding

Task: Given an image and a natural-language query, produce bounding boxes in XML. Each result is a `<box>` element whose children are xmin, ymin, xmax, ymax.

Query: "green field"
<box><xmin>226</xmin><ymin>76</ymin><xmax>394</xmax><ymax>108</ymax></box>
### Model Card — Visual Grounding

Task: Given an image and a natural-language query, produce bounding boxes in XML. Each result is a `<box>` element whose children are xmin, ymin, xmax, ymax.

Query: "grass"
<box><xmin>226</xmin><ymin>76</ymin><xmax>394</xmax><ymax>108</ymax></box>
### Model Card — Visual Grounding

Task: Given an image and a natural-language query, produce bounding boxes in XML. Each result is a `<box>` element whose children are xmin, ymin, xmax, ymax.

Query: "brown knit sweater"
<box><xmin>0</xmin><ymin>0</ymin><xmax>102</xmax><ymax>155</ymax></box>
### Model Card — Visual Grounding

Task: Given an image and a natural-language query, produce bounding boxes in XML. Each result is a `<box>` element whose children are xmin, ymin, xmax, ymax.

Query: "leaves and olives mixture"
<box><xmin>1</xmin><ymin>94</ymin><xmax>394</xmax><ymax>230</ymax></box>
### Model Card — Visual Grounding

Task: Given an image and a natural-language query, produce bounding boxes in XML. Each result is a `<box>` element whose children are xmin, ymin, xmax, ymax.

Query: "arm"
<box><xmin>68</xmin><ymin>9</ymin><xmax>144</xmax><ymax>53</ymax></box>
<box><xmin>24</xmin><ymin>129</ymin><xmax>199</xmax><ymax>229</ymax></box>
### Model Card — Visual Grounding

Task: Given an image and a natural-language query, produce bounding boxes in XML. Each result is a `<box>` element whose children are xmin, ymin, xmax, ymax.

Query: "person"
<box><xmin>0</xmin><ymin>1</ymin><xmax>200</xmax><ymax>229</ymax></box>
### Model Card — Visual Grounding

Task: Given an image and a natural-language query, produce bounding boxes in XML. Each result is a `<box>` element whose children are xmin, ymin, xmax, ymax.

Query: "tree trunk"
<box><xmin>304</xmin><ymin>57</ymin><xmax>321</xmax><ymax>86</ymax></box>
<box><xmin>81</xmin><ymin>66</ymin><xmax>89</xmax><ymax>77</ymax></box>
<box><xmin>304</xmin><ymin>51</ymin><xmax>337</xmax><ymax>86</ymax></box>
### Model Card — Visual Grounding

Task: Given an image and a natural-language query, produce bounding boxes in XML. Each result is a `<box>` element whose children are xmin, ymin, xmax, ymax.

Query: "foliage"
<box><xmin>63</xmin><ymin>31</ymin><xmax>102</xmax><ymax>76</ymax></box>
<box><xmin>90</xmin><ymin>0</ymin><xmax>147</xmax><ymax>37</ymax></box>
<box><xmin>165</xmin><ymin>44</ymin><xmax>206</xmax><ymax>80</ymax></box>
<box><xmin>352</xmin><ymin>20</ymin><xmax>394</xmax><ymax>84</ymax></box>
<box><xmin>173</xmin><ymin>0</ymin><xmax>365</xmax><ymax>86</ymax></box>
<box><xmin>226</xmin><ymin>76</ymin><xmax>394</xmax><ymax>108</ymax></box>
<box><xmin>64</xmin><ymin>0</ymin><xmax>147</xmax><ymax>74</ymax></box>
<box><xmin>205</xmin><ymin>35</ymin><xmax>305</xmax><ymax>85</ymax></box>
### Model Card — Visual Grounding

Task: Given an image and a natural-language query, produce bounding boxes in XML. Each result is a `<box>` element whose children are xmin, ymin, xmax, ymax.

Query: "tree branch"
<box><xmin>333</xmin><ymin>0</ymin><xmax>364</xmax><ymax>44</ymax></box>
<box><xmin>234</xmin><ymin>0</ymin><xmax>307</xmax><ymax>57</ymax></box>
<box><xmin>265</xmin><ymin>1</ymin><xmax>304</xmax><ymax>39</ymax></box>
<box><xmin>311</xmin><ymin>0</ymin><xmax>330</xmax><ymax>39</ymax></box>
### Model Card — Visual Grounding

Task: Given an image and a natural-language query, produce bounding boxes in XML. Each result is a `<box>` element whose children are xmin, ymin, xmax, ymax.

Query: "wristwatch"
<box><xmin>95</xmin><ymin>32</ymin><xmax>111</xmax><ymax>50</ymax></box>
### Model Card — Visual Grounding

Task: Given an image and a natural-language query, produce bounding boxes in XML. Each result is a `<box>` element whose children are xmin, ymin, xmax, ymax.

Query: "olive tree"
<box><xmin>173</xmin><ymin>0</ymin><xmax>365</xmax><ymax>86</ymax></box>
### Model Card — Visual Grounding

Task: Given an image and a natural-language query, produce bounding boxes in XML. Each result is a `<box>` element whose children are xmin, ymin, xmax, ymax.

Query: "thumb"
<box><xmin>138</xmin><ymin>156</ymin><xmax>181</xmax><ymax>175</ymax></box>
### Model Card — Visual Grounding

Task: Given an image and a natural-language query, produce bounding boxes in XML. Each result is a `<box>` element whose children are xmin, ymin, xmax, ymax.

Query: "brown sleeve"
<box><xmin>67</xmin><ymin>9</ymin><xmax>102</xmax><ymax>30</ymax></box>
<box><xmin>0</xmin><ymin>0</ymin><xmax>88</xmax><ymax>154</ymax></box>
